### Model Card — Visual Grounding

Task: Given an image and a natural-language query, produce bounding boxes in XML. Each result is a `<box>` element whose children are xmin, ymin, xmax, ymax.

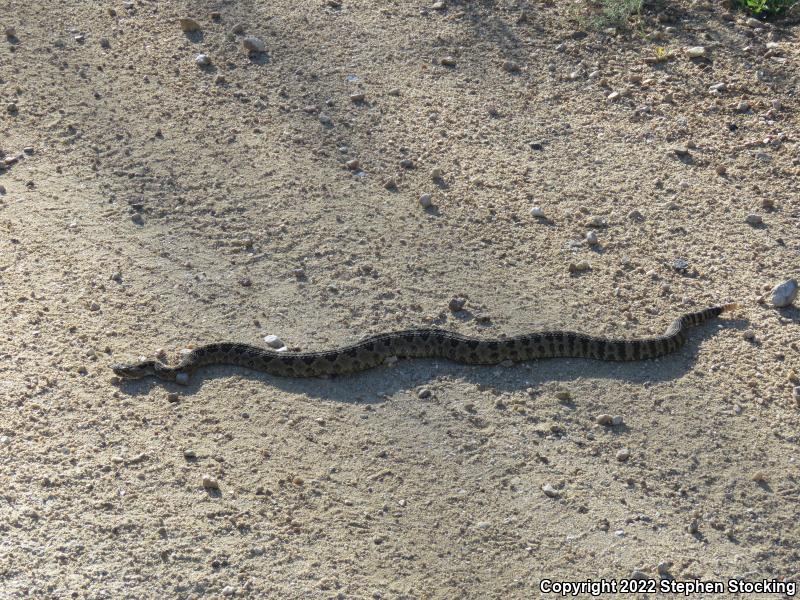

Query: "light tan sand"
<box><xmin>1</xmin><ymin>1</ymin><xmax>799</xmax><ymax>597</ymax></box>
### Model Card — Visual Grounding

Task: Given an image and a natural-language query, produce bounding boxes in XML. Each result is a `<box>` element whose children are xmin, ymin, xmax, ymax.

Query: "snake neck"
<box><xmin>153</xmin><ymin>363</ymin><xmax>182</xmax><ymax>382</ymax></box>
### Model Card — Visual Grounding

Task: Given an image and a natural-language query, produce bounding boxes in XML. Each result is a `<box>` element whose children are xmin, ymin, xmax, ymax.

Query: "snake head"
<box><xmin>112</xmin><ymin>360</ymin><xmax>160</xmax><ymax>379</ymax></box>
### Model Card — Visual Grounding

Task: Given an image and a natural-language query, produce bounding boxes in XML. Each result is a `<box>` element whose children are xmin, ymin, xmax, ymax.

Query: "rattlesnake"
<box><xmin>112</xmin><ymin>303</ymin><xmax>738</xmax><ymax>383</ymax></box>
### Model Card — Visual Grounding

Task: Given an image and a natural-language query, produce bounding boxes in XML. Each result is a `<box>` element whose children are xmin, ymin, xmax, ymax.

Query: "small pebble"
<box><xmin>555</xmin><ymin>390</ymin><xmax>571</xmax><ymax>401</ymax></box>
<box><xmin>792</xmin><ymin>386</ymin><xmax>800</xmax><ymax>404</ymax></box>
<box><xmin>431</xmin><ymin>167</ymin><xmax>443</xmax><ymax>180</ymax></box>
<box><xmin>179</xmin><ymin>17</ymin><xmax>201</xmax><ymax>32</ymax></box>
<box><xmin>167</xmin><ymin>392</ymin><xmax>179</xmax><ymax>403</ymax></box>
<box><xmin>530</xmin><ymin>206</ymin><xmax>545</xmax><ymax>218</ymax></box>
<box><xmin>440</xmin><ymin>56</ymin><xmax>457</xmax><ymax>67</ymax></box>
<box><xmin>615</xmin><ymin>448</ymin><xmax>630</xmax><ymax>462</ymax></box>
<box><xmin>400</xmin><ymin>158</ymin><xmax>414</xmax><ymax>169</ymax></box>
<box><xmin>264</xmin><ymin>334</ymin><xmax>285</xmax><ymax>349</ymax></box>
<box><xmin>736</xmin><ymin>100</ymin><xmax>750</xmax><ymax>113</ymax></box>
<box><xmin>418</xmin><ymin>388</ymin><xmax>432</xmax><ymax>399</ymax></box>
<box><xmin>611</xmin><ymin>415</ymin><xmax>624</xmax><ymax>426</ymax></box>
<box><xmin>346</xmin><ymin>159</ymin><xmax>360</xmax><ymax>171</ymax></box>
<box><xmin>0</xmin><ymin>435</ymin><xmax>9</xmax><ymax>445</ymax></box>
<box><xmin>195</xmin><ymin>54</ymin><xmax>210</xmax><ymax>67</ymax></box>
<box><xmin>715</xmin><ymin>164</ymin><xmax>727</xmax><ymax>176</ymax></box>
<box><xmin>419</xmin><ymin>193</ymin><xmax>432</xmax><ymax>208</ymax></box>
<box><xmin>5</xmin><ymin>26</ymin><xmax>15</xmax><ymax>37</ymax></box>
<box><xmin>541</xmin><ymin>484</ymin><xmax>560</xmax><ymax>498</ymax></box>
<box><xmin>349</xmin><ymin>92</ymin><xmax>365</xmax><ymax>102</ymax></box>
<box><xmin>685</xmin><ymin>46</ymin><xmax>706</xmax><ymax>58</ymax></box>
<box><xmin>183</xmin><ymin>449</ymin><xmax>196</xmax><ymax>459</ymax></box>
<box><xmin>586</xmin><ymin>230</ymin><xmax>598</xmax><ymax>245</ymax></box>
<box><xmin>762</xmin><ymin>198</ymin><xmax>774</xmax><ymax>210</ymax></box>
<box><xmin>448</xmin><ymin>296</ymin><xmax>467</xmax><ymax>312</ymax></box>
<box><xmin>222</xmin><ymin>585</ymin><xmax>236</xmax><ymax>597</ymax></box>
<box><xmin>745</xmin><ymin>214</ymin><xmax>763</xmax><ymax>226</ymax></box>
<box><xmin>596</xmin><ymin>414</ymin><xmax>613</xmax><ymax>426</ymax></box>
<box><xmin>202</xmin><ymin>475</ymin><xmax>220</xmax><ymax>489</ymax></box>
<box><xmin>657</xmin><ymin>561</ymin><xmax>672</xmax><ymax>575</ymax></box>
<box><xmin>388</xmin><ymin>88</ymin><xmax>401</xmax><ymax>96</ymax></box>
<box><xmin>292</xmin><ymin>476</ymin><xmax>304</xmax><ymax>486</ymax></box>
<box><xmin>243</xmin><ymin>36</ymin><xmax>266</xmax><ymax>53</ymax></box>
<box><xmin>502</xmin><ymin>60</ymin><xmax>521</xmax><ymax>73</ymax></box>
<box><xmin>631</xmin><ymin>570</ymin><xmax>649</xmax><ymax>580</ymax></box>
<box><xmin>770</xmin><ymin>279</ymin><xmax>797</xmax><ymax>308</ymax></box>
<box><xmin>568</xmin><ymin>261</ymin><xmax>590</xmax><ymax>274</ymax></box>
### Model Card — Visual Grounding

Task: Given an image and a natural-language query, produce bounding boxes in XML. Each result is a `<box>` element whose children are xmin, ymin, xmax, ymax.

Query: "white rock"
<box><xmin>586</xmin><ymin>230</ymin><xmax>598</xmax><ymax>245</ymax></box>
<box><xmin>419</xmin><ymin>193</ymin><xmax>433</xmax><ymax>208</ymax></box>
<box><xmin>264</xmin><ymin>334</ymin><xmax>285</xmax><ymax>349</ymax></box>
<box><xmin>616</xmin><ymin>448</ymin><xmax>630</xmax><ymax>462</ymax></box>
<box><xmin>686</xmin><ymin>46</ymin><xmax>706</xmax><ymax>58</ymax></box>
<box><xmin>770</xmin><ymin>279</ymin><xmax>797</xmax><ymax>308</ymax></box>
<box><xmin>195</xmin><ymin>54</ymin><xmax>210</xmax><ymax>67</ymax></box>
<box><xmin>243</xmin><ymin>36</ymin><xmax>266</xmax><ymax>53</ymax></box>
<box><xmin>542</xmin><ymin>484</ymin><xmax>560</xmax><ymax>498</ymax></box>
<box><xmin>222</xmin><ymin>585</ymin><xmax>236</xmax><ymax>596</ymax></box>
<box><xmin>530</xmin><ymin>206</ymin><xmax>545</xmax><ymax>218</ymax></box>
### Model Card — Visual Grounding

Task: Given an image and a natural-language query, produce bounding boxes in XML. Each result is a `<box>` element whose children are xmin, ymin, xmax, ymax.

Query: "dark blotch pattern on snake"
<box><xmin>112</xmin><ymin>304</ymin><xmax>738</xmax><ymax>383</ymax></box>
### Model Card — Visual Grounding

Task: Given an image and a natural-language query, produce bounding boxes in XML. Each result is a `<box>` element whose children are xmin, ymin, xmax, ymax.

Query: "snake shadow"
<box><xmin>116</xmin><ymin>317</ymin><xmax>749</xmax><ymax>404</ymax></box>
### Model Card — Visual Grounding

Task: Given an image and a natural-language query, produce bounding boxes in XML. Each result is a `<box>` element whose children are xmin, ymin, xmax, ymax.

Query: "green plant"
<box><xmin>737</xmin><ymin>0</ymin><xmax>799</xmax><ymax>17</ymax></box>
<box><xmin>583</xmin><ymin>0</ymin><xmax>644</xmax><ymax>28</ymax></box>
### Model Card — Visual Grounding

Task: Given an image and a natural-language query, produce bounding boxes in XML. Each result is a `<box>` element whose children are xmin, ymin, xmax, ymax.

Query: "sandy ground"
<box><xmin>1</xmin><ymin>0</ymin><xmax>800</xmax><ymax>598</ymax></box>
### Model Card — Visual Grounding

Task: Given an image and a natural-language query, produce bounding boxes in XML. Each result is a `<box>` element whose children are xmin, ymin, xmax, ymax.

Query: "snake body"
<box><xmin>112</xmin><ymin>304</ymin><xmax>737</xmax><ymax>383</ymax></box>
